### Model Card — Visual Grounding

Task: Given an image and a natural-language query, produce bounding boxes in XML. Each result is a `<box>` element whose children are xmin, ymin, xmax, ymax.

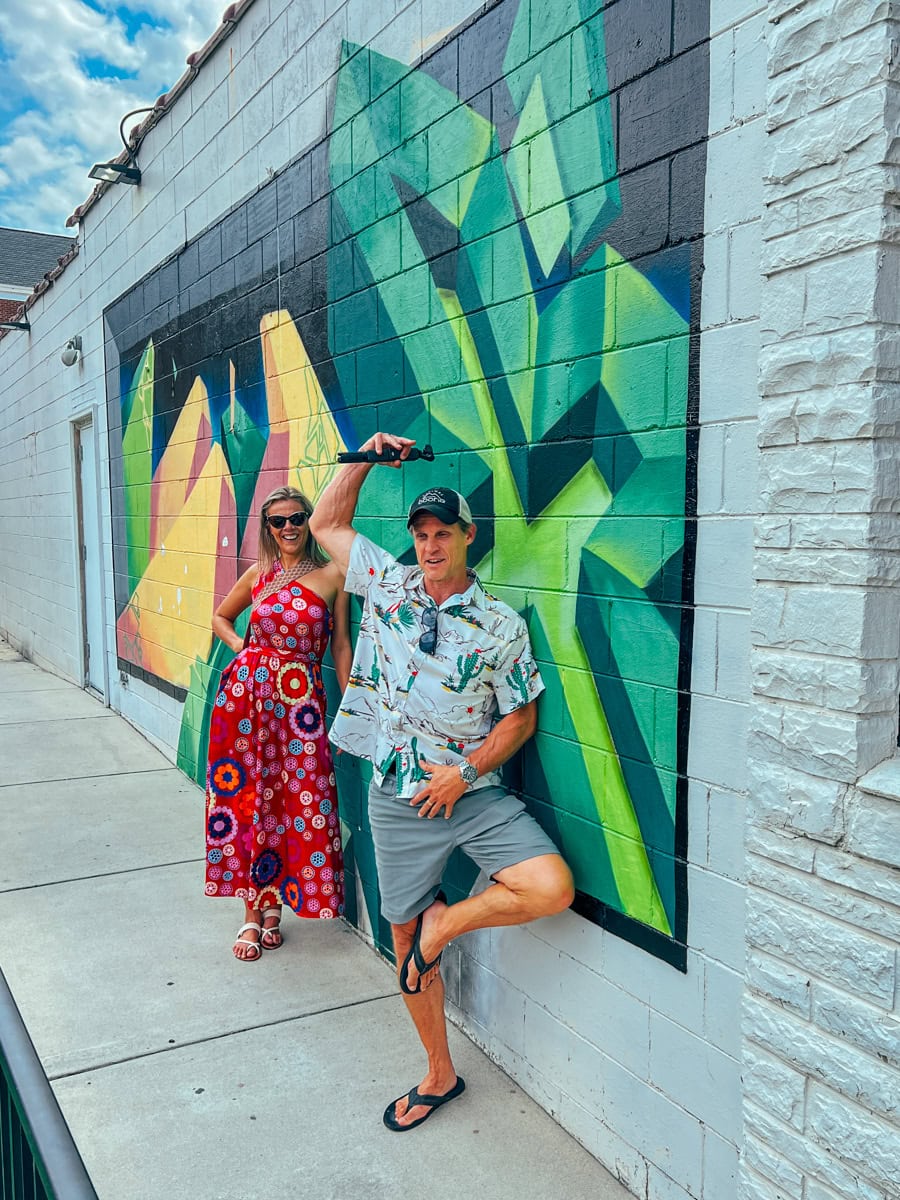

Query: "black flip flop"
<box><xmin>383</xmin><ymin>1076</ymin><xmax>466</xmax><ymax>1131</ymax></box>
<box><xmin>399</xmin><ymin>891</ymin><xmax>446</xmax><ymax>995</ymax></box>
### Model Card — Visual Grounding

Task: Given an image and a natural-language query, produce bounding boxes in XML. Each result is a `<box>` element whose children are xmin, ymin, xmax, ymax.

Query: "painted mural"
<box><xmin>105</xmin><ymin>0</ymin><xmax>708</xmax><ymax>967</ymax></box>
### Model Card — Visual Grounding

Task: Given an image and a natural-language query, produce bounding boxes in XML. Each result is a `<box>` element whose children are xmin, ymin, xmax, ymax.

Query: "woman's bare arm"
<box><xmin>211</xmin><ymin>564</ymin><xmax>258</xmax><ymax>653</ymax></box>
<box><xmin>330</xmin><ymin>583</ymin><xmax>352</xmax><ymax>693</ymax></box>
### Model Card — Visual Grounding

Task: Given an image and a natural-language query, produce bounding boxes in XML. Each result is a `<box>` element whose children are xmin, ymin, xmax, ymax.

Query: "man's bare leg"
<box><xmin>401</xmin><ymin>853</ymin><xmax>574</xmax><ymax>993</ymax></box>
<box><xmin>387</xmin><ymin>916</ymin><xmax>459</xmax><ymax>1129</ymax></box>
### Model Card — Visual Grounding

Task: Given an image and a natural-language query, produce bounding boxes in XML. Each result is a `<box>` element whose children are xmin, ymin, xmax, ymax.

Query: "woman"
<box><xmin>205</xmin><ymin>485</ymin><xmax>352</xmax><ymax>960</ymax></box>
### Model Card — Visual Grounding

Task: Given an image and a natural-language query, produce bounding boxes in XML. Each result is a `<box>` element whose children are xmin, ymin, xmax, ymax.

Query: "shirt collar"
<box><xmin>407</xmin><ymin>567</ymin><xmax>487</xmax><ymax>611</ymax></box>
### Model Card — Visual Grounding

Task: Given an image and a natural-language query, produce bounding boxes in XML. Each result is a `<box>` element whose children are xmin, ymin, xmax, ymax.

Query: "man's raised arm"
<box><xmin>309</xmin><ymin>432</ymin><xmax>415</xmax><ymax>574</ymax></box>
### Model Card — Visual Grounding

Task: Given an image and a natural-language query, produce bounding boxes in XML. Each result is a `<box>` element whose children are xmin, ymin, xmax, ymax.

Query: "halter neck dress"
<box><xmin>205</xmin><ymin>561</ymin><xmax>345</xmax><ymax>918</ymax></box>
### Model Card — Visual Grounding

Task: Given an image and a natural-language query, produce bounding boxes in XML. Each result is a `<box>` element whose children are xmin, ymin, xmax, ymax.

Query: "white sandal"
<box><xmin>233</xmin><ymin>922</ymin><xmax>262</xmax><ymax>961</ymax></box>
<box><xmin>260</xmin><ymin>906</ymin><xmax>283</xmax><ymax>950</ymax></box>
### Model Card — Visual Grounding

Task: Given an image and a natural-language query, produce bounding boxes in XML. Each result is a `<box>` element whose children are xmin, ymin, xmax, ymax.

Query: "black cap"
<box><xmin>406</xmin><ymin>487</ymin><xmax>473</xmax><ymax>527</ymax></box>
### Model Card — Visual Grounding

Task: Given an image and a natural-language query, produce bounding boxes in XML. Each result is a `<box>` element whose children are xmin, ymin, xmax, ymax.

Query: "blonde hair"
<box><xmin>258</xmin><ymin>485</ymin><xmax>326</xmax><ymax>575</ymax></box>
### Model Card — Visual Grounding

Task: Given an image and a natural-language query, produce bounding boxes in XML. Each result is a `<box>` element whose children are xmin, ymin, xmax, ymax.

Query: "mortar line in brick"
<box><xmin>749</xmin><ymin>884</ymin><xmax>900</xmax><ymax>956</ymax></box>
<box><xmin>751</xmin><ymin>851</ymin><xmax>900</xmax><ymax>928</ymax></box>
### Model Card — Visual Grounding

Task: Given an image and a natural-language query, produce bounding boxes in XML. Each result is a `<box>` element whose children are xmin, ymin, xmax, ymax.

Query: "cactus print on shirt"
<box><xmin>331</xmin><ymin>534</ymin><xmax>543</xmax><ymax>798</ymax></box>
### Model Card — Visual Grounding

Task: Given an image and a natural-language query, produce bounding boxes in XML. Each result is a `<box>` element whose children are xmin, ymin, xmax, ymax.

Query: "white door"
<box><xmin>76</xmin><ymin>418</ymin><xmax>106</xmax><ymax>696</ymax></box>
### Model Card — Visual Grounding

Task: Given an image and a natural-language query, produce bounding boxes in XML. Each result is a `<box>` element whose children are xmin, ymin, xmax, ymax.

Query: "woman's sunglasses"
<box><xmin>267</xmin><ymin>511</ymin><xmax>308</xmax><ymax>530</ymax></box>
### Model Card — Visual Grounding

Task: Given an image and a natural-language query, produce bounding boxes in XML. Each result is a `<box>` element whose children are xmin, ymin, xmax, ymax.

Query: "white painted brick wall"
<box><xmin>747</xmin><ymin>4</ymin><xmax>900</xmax><ymax>1199</ymax></box>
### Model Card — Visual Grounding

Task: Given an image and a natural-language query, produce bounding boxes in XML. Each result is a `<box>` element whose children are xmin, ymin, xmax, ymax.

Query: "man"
<box><xmin>310</xmin><ymin>431</ymin><xmax>574</xmax><ymax>1132</ymax></box>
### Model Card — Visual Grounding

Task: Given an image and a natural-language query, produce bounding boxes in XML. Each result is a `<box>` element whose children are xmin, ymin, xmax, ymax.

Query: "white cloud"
<box><xmin>0</xmin><ymin>0</ymin><xmax>224</xmax><ymax>231</ymax></box>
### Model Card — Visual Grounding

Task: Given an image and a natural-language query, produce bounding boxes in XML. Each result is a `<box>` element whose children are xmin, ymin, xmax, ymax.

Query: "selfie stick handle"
<box><xmin>337</xmin><ymin>443</ymin><xmax>435</xmax><ymax>464</ymax></box>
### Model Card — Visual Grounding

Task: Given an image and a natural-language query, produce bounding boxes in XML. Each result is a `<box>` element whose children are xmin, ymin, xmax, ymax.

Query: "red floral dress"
<box><xmin>204</xmin><ymin>563</ymin><xmax>344</xmax><ymax>918</ymax></box>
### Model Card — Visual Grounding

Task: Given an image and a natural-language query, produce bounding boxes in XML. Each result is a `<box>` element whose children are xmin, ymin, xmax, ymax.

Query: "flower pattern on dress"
<box><xmin>207</xmin><ymin>806</ymin><xmax>236</xmax><ymax>844</ymax></box>
<box><xmin>209</xmin><ymin>757</ymin><xmax>245</xmax><ymax>797</ymax></box>
<box><xmin>204</xmin><ymin>568</ymin><xmax>344</xmax><ymax>919</ymax></box>
<box><xmin>277</xmin><ymin>662</ymin><xmax>311</xmax><ymax>704</ymax></box>
<box><xmin>281</xmin><ymin>876</ymin><xmax>302</xmax><ymax>911</ymax></box>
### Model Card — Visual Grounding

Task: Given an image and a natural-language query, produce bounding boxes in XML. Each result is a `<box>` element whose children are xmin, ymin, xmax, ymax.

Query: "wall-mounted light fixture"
<box><xmin>88</xmin><ymin>161</ymin><xmax>141</xmax><ymax>185</ymax></box>
<box><xmin>61</xmin><ymin>336</ymin><xmax>82</xmax><ymax>367</ymax></box>
<box><xmin>0</xmin><ymin>317</ymin><xmax>29</xmax><ymax>331</ymax></box>
<box><xmin>88</xmin><ymin>106</ymin><xmax>155</xmax><ymax>187</ymax></box>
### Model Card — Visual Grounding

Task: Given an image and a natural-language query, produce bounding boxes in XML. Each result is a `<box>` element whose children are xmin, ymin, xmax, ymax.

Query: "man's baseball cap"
<box><xmin>407</xmin><ymin>487</ymin><xmax>473</xmax><ymax>527</ymax></box>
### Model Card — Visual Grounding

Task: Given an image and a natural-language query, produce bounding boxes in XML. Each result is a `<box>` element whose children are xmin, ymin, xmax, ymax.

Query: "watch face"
<box><xmin>459</xmin><ymin>762</ymin><xmax>478</xmax><ymax>783</ymax></box>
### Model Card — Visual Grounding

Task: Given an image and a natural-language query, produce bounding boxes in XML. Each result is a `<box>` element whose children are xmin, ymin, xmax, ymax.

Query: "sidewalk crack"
<box><xmin>47</xmin><ymin>993</ymin><xmax>398</xmax><ymax>1081</ymax></box>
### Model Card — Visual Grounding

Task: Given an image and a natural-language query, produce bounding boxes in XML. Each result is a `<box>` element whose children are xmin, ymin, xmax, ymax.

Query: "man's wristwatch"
<box><xmin>458</xmin><ymin>759</ymin><xmax>478</xmax><ymax>785</ymax></box>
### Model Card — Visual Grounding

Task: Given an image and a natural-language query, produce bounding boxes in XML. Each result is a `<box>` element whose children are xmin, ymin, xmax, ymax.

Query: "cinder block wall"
<box><xmin>0</xmin><ymin>261</ymin><xmax>93</xmax><ymax>681</ymax></box>
<box><xmin>0</xmin><ymin>4</ymin><xmax>742</xmax><ymax>1199</ymax></box>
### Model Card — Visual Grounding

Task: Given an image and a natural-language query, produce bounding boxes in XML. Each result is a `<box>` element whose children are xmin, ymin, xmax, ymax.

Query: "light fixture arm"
<box><xmin>60</xmin><ymin>335</ymin><xmax>82</xmax><ymax>366</ymax></box>
<box><xmin>118</xmin><ymin>107</ymin><xmax>156</xmax><ymax>164</ymax></box>
<box><xmin>88</xmin><ymin>105</ymin><xmax>155</xmax><ymax>187</ymax></box>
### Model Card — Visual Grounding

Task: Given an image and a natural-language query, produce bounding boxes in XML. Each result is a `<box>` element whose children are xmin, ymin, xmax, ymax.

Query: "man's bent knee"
<box><xmin>499</xmin><ymin>854</ymin><xmax>575</xmax><ymax>917</ymax></box>
<box><xmin>539</xmin><ymin>855</ymin><xmax>575</xmax><ymax>914</ymax></box>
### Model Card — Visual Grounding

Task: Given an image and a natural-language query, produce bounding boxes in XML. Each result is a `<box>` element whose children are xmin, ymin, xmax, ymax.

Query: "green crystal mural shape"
<box><xmin>329</xmin><ymin>3</ymin><xmax>690</xmax><ymax>943</ymax></box>
<box><xmin>108</xmin><ymin>0</ymin><xmax>699</xmax><ymax>965</ymax></box>
<box><xmin>120</xmin><ymin>341</ymin><xmax>156</xmax><ymax>597</ymax></box>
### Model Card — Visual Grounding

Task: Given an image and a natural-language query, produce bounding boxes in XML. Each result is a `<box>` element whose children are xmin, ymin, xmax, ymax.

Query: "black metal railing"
<box><xmin>0</xmin><ymin>967</ymin><xmax>98</xmax><ymax>1200</ymax></box>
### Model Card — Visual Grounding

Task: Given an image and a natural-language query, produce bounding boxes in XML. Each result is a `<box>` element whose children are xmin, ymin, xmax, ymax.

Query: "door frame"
<box><xmin>71</xmin><ymin>407</ymin><xmax>109</xmax><ymax>701</ymax></box>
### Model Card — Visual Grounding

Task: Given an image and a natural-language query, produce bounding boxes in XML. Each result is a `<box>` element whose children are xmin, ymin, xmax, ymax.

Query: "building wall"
<box><xmin>444</xmin><ymin>6</ymin><xmax>764</xmax><ymax>1198</ymax></box>
<box><xmin>0</xmin><ymin>3</ymin><xmax>733</xmax><ymax>1199</ymax></box>
<box><xmin>745</xmin><ymin>4</ymin><xmax>900</xmax><ymax>1199</ymax></box>
<box><xmin>0</xmin><ymin>256</ymin><xmax>89</xmax><ymax>681</ymax></box>
<box><xmin>2</xmin><ymin>3</ymin><xmax>896</xmax><ymax>1200</ymax></box>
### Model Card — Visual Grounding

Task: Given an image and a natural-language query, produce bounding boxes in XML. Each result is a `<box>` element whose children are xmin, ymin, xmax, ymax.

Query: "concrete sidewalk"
<box><xmin>0</xmin><ymin>644</ymin><xmax>630</xmax><ymax>1200</ymax></box>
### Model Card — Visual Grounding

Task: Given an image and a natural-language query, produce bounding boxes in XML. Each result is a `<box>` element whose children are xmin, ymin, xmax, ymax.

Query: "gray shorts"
<box><xmin>367</xmin><ymin>774</ymin><xmax>561</xmax><ymax>925</ymax></box>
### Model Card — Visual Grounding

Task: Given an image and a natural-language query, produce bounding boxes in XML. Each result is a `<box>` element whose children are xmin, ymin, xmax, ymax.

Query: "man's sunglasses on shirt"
<box><xmin>267</xmin><ymin>511</ymin><xmax>309</xmax><ymax>529</ymax></box>
<box><xmin>419</xmin><ymin>606</ymin><xmax>438</xmax><ymax>655</ymax></box>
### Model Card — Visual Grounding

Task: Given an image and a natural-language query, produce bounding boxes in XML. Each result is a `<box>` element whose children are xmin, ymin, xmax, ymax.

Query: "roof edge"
<box><xmin>0</xmin><ymin>0</ymin><xmax>257</xmax><ymax>345</ymax></box>
<box><xmin>66</xmin><ymin>0</ymin><xmax>258</xmax><ymax>230</ymax></box>
<box><xmin>0</xmin><ymin>242</ymin><xmax>80</xmax><ymax>342</ymax></box>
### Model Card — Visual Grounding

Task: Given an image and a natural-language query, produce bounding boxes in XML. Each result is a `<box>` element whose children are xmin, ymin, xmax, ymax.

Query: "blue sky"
<box><xmin>0</xmin><ymin>0</ymin><xmax>224</xmax><ymax>233</ymax></box>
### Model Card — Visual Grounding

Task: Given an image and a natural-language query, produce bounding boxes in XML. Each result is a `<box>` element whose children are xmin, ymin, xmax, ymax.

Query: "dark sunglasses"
<box><xmin>419</xmin><ymin>606</ymin><xmax>438</xmax><ymax>655</ymax></box>
<box><xmin>267</xmin><ymin>511</ymin><xmax>308</xmax><ymax>529</ymax></box>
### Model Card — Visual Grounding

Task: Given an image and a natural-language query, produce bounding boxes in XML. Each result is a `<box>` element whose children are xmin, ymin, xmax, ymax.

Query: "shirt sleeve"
<box><xmin>491</xmin><ymin>618</ymin><xmax>545</xmax><ymax>714</ymax></box>
<box><xmin>344</xmin><ymin>534</ymin><xmax>400</xmax><ymax>597</ymax></box>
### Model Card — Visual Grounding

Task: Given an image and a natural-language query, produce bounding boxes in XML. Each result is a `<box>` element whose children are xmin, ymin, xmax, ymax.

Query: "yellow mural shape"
<box><xmin>120</xmin><ymin>310</ymin><xmax>347</xmax><ymax>687</ymax></box>
<box><xmin>239</xmin><ymin>311</ymin><xmax>347</xmax><ymax>561</ymax></box>
<box><xmin>150</xmin><ymin>375</ymin><xmax>213</xmax><ymax>553</ymax></box>
<box><xmin>117</xmin><ymin>438</ymin><xmax>237</xmax><ymax>690</ymax></box>
<box><xmin>260</xmin><ymin>310</ymin><xmax>346</xmax><ymax>497</ymax></box>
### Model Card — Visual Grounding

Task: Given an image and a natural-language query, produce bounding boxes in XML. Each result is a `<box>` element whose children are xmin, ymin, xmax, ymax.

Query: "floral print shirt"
<box><xmin>330</xmin><ymin>534</ymin><xmax>544</xmax><ymax>798</ymax></box>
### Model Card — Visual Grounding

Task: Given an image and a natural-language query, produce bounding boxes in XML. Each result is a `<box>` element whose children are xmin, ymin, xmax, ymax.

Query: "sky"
<box><xmin>0</xmin><ymin>0</ymin><xmax>226</xmax><ymax>234</ymax></box>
